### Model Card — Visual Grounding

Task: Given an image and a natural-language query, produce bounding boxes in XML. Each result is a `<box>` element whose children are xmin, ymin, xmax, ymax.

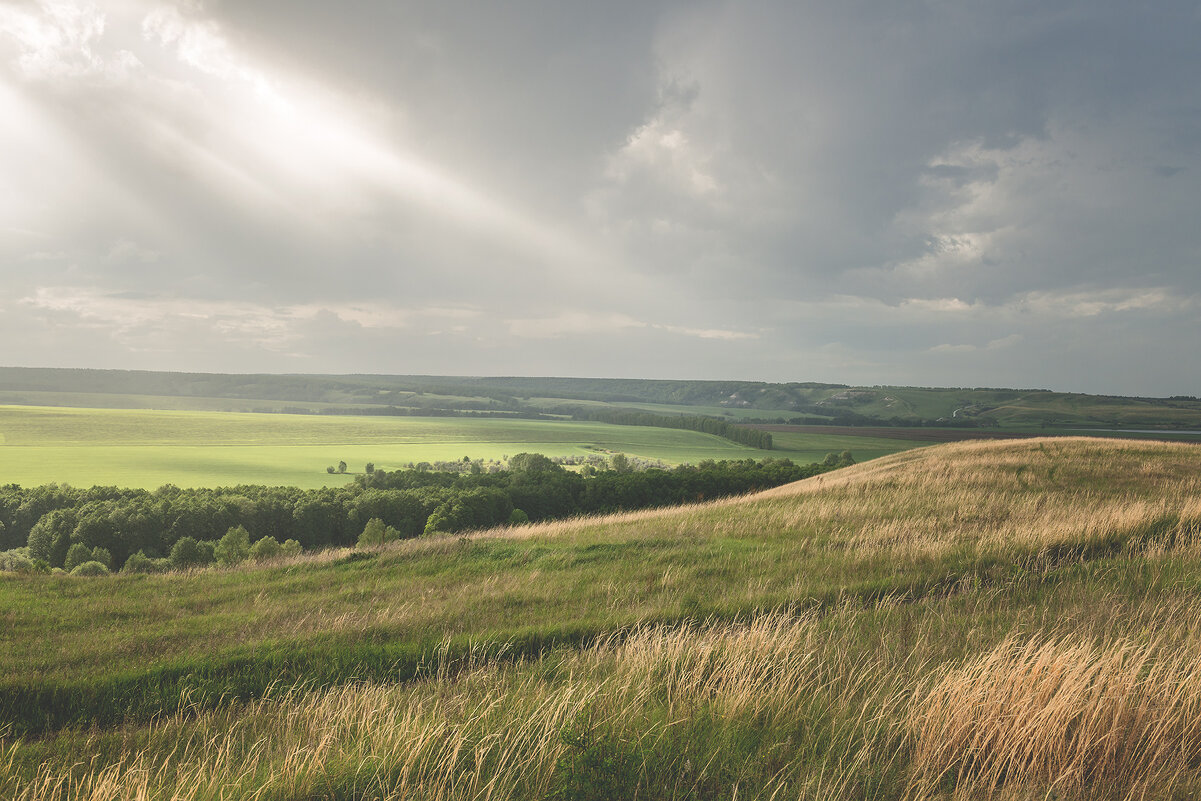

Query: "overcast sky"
<box><xmin>1</xmin><ymin>0</ymin><xmax>1198</xmax><ymax>395</ymax></box>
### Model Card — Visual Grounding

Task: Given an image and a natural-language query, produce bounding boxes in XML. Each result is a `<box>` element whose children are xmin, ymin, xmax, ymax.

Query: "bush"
<box><xmin>281</xmin><ymin>538</ymin><xmax>303</xmax><ymax>558</ymax></box>
<box><xmin>169</xmin><ymin>536</ymin><xmax>207</xmax><ymax>570</ymax></box>
<box><xmin>249</xmin><ymin>536</ymin><xmax>282</xmax><ymax>562</ymax></box>
<box><xmin>214</xmin><ymin>525</ymin><xmax>251</xmax><ymax>566</ymax></box>
<box><xmin>509</xmin><ymin>508</ymin><xmax>530</xmax><ymax>525</ymax></box>
<box><xmin>64</xmin><ymin>543</ymin><xmax>93</xmax><ymax>572</ymax></box>
<box><xmin>0</xmin><ymin>549</ymin><xmax>34</xmax><ymax>572</ymax></box>
<box><xmin>121</xmin><ymin>551</ymin><xmax>155</xmax><ymax>574</ymax></box>
<box><xmin>70</xmin><ymin>561</ymin><xmax>110</xmax><ymax>577</ymax></box>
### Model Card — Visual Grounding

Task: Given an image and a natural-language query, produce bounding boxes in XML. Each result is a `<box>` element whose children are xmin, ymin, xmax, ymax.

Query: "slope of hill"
<box><xmin>3</xmin><ymin>437</ymin><xmax>1201</xmax><ymax>799</ymax></box>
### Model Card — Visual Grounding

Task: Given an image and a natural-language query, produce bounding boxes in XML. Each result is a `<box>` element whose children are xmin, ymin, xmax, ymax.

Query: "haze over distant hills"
<box><xmin>1</xmin><ymin>366</ymin><xmax>1199</xmax><ymax>430</ymax></box>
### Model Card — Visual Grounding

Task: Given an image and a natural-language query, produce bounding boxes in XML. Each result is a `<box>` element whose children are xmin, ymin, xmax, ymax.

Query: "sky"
<box><xmin>0</xmin><ymin>0</ymin><xmax>1198</xmax><ymax>396</ymax></box>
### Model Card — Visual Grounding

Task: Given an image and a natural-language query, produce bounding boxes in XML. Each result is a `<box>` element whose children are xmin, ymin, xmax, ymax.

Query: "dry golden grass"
<box><xmin>909</xmin><ymin>630</ymin><xmax>1201</xmax><ymax>800</ymax></box>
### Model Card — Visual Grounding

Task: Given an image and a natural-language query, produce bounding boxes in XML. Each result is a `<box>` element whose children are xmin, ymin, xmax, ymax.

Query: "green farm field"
<box><xmin>0</xmin><ymin>405</ymin><xmax>931</xmax><ymax>488</ymax></box>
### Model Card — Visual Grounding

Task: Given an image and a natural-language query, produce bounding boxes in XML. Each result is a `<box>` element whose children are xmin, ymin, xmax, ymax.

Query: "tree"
<box><xmin>249</xmin><ymin>536</ymin><xmax>282</xmax><ymax>562</ymax></box>
<box><xmin>90</xmin><ymin>546</ymin><xmax>112</xmax><ymax>569</ymax></box>
<box><xmin>610</xmin><ymin>453</ymin><xmax>632</xmax><ymax>474</ymax></box>
<box><xmin>64</xmin><ymin>543</ymin><xmax>93</xmax><ymax>572</ymax></box>
<box><xmin>365</xmin><ymin>463</ymin><xmax>375</xmax><ymax>474</ymax></box>
<box><xmin>280</xmin><ymin>539</ymin><xmax>303</xmax><ymax>558</ymax></box>
<box><xmin>121</xmin><ymin>551</ymin><xmax>155</xmax><ymax>573</ymax></box>
<box><xmin>169</xmin><ymin>536</ymin><xmax>207</xmax><ymax>570</ymax></box>
<box><xmin>508</xmin><ymin>452</ymin><xmax>561</xmax><ymax>474</ymax></box>
<box><xmin>326</xmin><ymin>466</ymin><xmax>336</xmax><ymax>474</ymax></box>
<box><xmin>26</xmin><ymin>518</ymin><xmax>55</xmax><ymax>564</ymax></box>
<box><xmin>214</xmin><ymin>525</ymin><xmax>251</xmax><ymax>566</ymax></box>
<box><xmin>337</xmin><ymin>461</ymin><xmax>348</xmax><ymax>474</ymax></box>
<box><xmin>357</xmin><ymin>517</ymin><xmax>391</xmax><ymax>548</ymax></box>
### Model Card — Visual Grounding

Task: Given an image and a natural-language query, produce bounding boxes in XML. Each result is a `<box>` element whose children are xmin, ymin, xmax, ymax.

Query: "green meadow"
<box><xmin>0</xmin><ymin>405</ymin><xmax>931</xmax><ymax>489</ymax></box>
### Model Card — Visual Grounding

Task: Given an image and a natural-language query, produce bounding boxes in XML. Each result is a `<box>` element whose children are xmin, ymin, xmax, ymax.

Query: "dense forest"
<box><xmin>0</xmin><ymin>454</ymin><xmax>849</xmax><ymax>574</ymax></box>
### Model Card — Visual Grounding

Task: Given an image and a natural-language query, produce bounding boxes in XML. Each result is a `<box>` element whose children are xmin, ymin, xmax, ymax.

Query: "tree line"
<box><xmin>571</xmin><ymin>410</ymin><xmax>773</xmax><ymax>449</ymax></box>
<box><xmin>0</xmin><ymin>454</ymin><xmax>849</xmax><ymax>574</ymax></box>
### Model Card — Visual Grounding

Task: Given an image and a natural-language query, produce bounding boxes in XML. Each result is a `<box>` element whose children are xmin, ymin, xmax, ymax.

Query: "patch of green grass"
<box><xmin>0</xmin><ymin>405</ymin><xmax>926</xmax><ymax>488</ymax></box>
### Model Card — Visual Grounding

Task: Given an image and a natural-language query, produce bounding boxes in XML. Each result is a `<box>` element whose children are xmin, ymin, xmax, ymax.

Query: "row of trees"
<box><xmin>0</xmin><ymin>454</ymin><xmax>848</xmax><ymax>574</ymax></box>
<box><xmin>572</xmin><ymin>410</ymin><xmax>774</xmax><ymax>449</ymax></box>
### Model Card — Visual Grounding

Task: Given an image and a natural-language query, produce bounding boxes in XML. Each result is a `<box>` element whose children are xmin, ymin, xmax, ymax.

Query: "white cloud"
<box><xmin>606</xmin><ymin>115</ymin><xmax>719</xmax><ymax>198</ymax></box>
<box><xmin>105</xmin><ymin>238</ymin><xmax>159</xmax><ymax>264</ymax></box>
<box><xmin>0</xmin><ymin>0</ymin><xmax>139</xmax><ymax>82</ymax></box>
<box><xmin>1014</xmin><ymin>288</ymin><xmax>1197</xmax><ymax>318</ymax></box>
<box><xmin>505</xmin><ymin>311</ymin><xmax>756</xmax><ymax>342</ymax></box>
<box><xmin>930</xmin><ymin>334</ymin><xmax>1023</xmax><ymax>354</ymax></box>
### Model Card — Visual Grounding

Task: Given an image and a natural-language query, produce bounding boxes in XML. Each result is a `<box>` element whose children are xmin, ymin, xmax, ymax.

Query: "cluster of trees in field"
<box><xmin>571</xmin><ymin>410</ymin><xmax>773</xmax><ymax>449</ymax></box>
<box><xmin>0</xmin><ymin>454</ymin><xmax>847</xmax><ymax>574</ymax></box>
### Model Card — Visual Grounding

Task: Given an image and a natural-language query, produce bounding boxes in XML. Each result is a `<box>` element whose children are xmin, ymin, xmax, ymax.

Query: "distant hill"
<box><xmin>0</xmin><ymin>366</ymin><xmax>1199</xmax><ymax>429</ymax></box>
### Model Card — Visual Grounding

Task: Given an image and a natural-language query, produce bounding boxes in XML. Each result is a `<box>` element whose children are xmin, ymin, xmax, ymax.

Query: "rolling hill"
<box><xmin>3</xmin><ymin>437</ymin><xmax>1201</xmax><ymax>799</ymax></box>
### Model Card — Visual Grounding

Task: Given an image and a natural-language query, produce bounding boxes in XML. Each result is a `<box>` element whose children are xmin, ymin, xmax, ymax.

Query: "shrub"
<box><xmin>64</xmin><ymin>543</ymin><xmax>93</xmax><ymax>572</ymax></box>
<box><xmin>214</xmin><ymin>525</ymin><xmax>251</xmax><ymax>566</ymax></box>
<box><xmin>70</xmin><ymin>560</ymin><xmax>110</xmax><ymax>577</ymax></box>
<box><xmin>0</xmin><ymin>549</ymin><xmax>34</xmax><ymax>572</ymax></box>
<box><xmin>249</xmin><ymin>536</ymin><xmax>282</xmax><ymax>562</ymax></box>
<box><xmin>169</xmin><ymin>536</ymin><xmax>207</xmax><ymax>570</ymax></box>
<box><xmin>280</xmin><ymin>538</ymin><xmax>303</xmax><ymax>558</ymax></box>
<box><xmin>121</xmin><ymin>551</ymin><xmax>155</xmax><ymax>574</ymax></box>
<box><xmin>509</xmin><ymin>508</ymin><xmax>530</xmax><ymax>525</ymax></box>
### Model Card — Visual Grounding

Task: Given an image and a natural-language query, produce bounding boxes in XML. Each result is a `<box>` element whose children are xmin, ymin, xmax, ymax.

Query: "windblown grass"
<box><xmin>910</xmin><ymin>629</ymin><xmax>1201</xmax><ymax>800</ymax></box>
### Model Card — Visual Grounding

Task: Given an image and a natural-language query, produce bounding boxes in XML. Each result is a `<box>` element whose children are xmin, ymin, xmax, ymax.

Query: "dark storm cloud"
<box><xmin>0</xmin><ymin>0</ymin><xmax>1198</xmax><ymax>394</ymax></box>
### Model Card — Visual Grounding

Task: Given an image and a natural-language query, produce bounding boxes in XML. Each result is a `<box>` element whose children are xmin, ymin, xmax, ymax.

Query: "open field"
<box><xmin>0</xmin><ymin>405</ymin><xmax>930</xmax><ymax>488</ymax></box>
<box><xmin>3</xmin><ymin>437</ymin><xmax>1201</xmax><ymax>799</ymax></box>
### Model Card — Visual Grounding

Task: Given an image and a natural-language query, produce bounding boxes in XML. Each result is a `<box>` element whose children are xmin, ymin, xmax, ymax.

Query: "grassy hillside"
<box><xmin>0</xmin><ymin>405</ymin><xmax>928</xmax><ymax>488</ymax></box>
<box><xmin>3</xmin><ymin>437</ymin><xmax>1201</xmax><ymax>799</ymax></box>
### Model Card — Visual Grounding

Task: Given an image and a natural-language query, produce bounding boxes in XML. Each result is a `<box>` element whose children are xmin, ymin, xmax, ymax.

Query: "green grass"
<box><xmin>0</xmin><ymin>405</ymin><xmax>927</xmax><ymax>488</ymax></box>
